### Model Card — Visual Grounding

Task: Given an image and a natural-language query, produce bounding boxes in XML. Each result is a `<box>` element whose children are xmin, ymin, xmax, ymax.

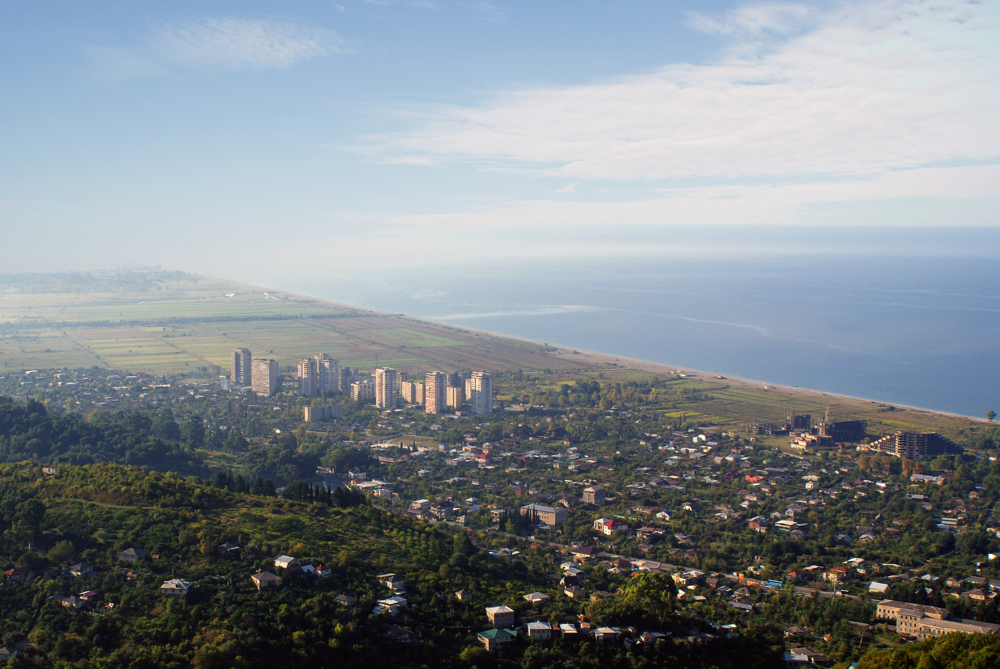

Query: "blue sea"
<box><xmin>279</xmin><ymin>234</ymin><xmax>999</xmax><ymax>418</ymax></box>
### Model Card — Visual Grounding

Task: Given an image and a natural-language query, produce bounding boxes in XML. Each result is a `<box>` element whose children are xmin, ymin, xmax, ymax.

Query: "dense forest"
<box><xmin>0</xmin><ymin>399</ymin><xmax>206</xmax><ymax>475</ymax></box>
<box><xmin>0</xmin><ymin>399</ymin><xmax>323</xmax><ymax>486</ymax></box>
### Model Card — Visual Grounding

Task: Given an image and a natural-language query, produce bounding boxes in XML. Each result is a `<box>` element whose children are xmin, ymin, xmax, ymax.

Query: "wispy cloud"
<box><xmin>86</xmin><ymin>17</ymin><xmax>343</xmax><ymax>80</ymax></box>
<box><xmin>364</xmin><ymin>0</ymin><xmax>502</xmax><ymax>20</ymax></box>
<box><xmin>364</xmin><ymin>0</ymin><xmax>999</xmax><ymax>181</ymax></box>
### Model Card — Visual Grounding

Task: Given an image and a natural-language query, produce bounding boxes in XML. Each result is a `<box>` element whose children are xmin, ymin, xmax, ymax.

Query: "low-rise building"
<box><xmin>274</xmin><ymin>555</ymin><xmax>300</xmax><ymax>570</ymax></box>
<box><xmin>478</xmin><ymin>628</ymin><xmax>516</xmax><ymax>652</ymax></box>
<box><xmin>160</xmin><ymin>579</ymin><xmax>192</xmax><ymax>598</ymax></box>
<box><xmin>486</xmin><ymin>605</ymin><xmax>515</xmax><ymax>628</ymax></box>
<box><xmin>519</xmin><ymin>503</ymin><xmax>567</xmax><ymax>526</ymax></box>
<box><xmin>526</xmin><ymin>621</ymin><xmax>553</xmax><ymax>640</ymax></box>
<box><xmin>251</xmin><ymin>572</ymin><xmax>281</xmax><ymax>590</ymax></box>
<box><xmin>582</xmin><ymin>486</ymin><xmax>605</xmax><ymax>504</ymax></box>
<box><xmin>117</xmin><ymin>547</ymin><xmax>145</xmax><ymax>563</ymax></box>
<box><xmin>876</xmin><ymin>599</ymin><xmax>1000</xmax><ymax>638</ymax></box>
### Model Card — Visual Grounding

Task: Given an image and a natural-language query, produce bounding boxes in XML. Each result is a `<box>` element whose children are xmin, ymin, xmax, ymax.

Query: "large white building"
<box><xmin>375</xmin><ymin>368</ymin><xmax>398</xmax><ymax>409</ymax></box>
<box><xmin>470</xmin><ymin>371</ymin><xmax>493</xmax><ymax>414</ymax></box>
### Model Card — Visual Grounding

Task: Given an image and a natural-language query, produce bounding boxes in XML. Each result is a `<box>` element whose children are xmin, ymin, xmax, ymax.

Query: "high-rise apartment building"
<box><xmin>446</xmin><ymin>386</ymin><xmax>463</xmax><ymax>410</ymax></box>
<box><xmin>231</xmin><ymin>348</ymin><xmax>252</xmax><ymax>386</ymax></box>
<box><xmin>425</xmin><ymin>371</ymin><xmax>446</xmax><ymax>414</ymax></box>
<box><xmin>340</xmin><ymin>367</ymin><xmax>354</xmax><ymax>391</ymax></box>
<box><xmin>867</xmin><ymin>432</ymin><xmax>961</xmax><ymax>459</ymax></box>
<box><xmin>298</xmin><ymin>358</ymin><xmax>318</xmax><ymax>396</ymax></box>
<box><xmin>470</xmin><ymin>371</ymin><xmax>493</xmax><ymax>415</ymax></box>
<box><xmin>315</xmin><ymin>354</ymin><xmax>340</xmax><ymax>394</ymax></box>
<box><xmin>375</xmin><ymin>368</ymin><xmax>398</xmax><ymax>409</ymax></box>
<box><xmin>351</xmin><ymin>379</ymin><xmax>375</xmax><ymax>403</ymax></box>
<box><xmin>400</xmin><ymin>381</ymin><xmax>425</xmax><ymax>404</ymax></box>
<box><xmin>251</xmin><ymin>359</ymin><xmax>279</xmax><ymax>396</ymax></box>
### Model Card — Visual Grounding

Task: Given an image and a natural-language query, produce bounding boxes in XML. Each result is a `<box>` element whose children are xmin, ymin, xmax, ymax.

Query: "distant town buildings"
<box><xmin>818</xmin><ymin>419</ymin><xmax>866</xmax><ymax>442</ymax></box>
<box><xmin>298</xmin><ymin>354</ymin><xmax>340</xmax><ymax>396</ymax></box>
<box><xmin>375</xmin><ymin>368</ymin><xmax>398</xmax><ymax>409</ymax></box>
<box><xmin>298</xmin><ymin>358</ymin><xmax>317</xmax><ymax>397</ymax></box>
<box><xmin>250</xmin><ymin>359</ymin><xmax>278</xmax><ymax>396</ymax></box>
<box><xmin>446</xmin><ymin>386</ymin><xmax>463</xmax><ymax>410</ymax></box>
<box><xmin>231</xmin><ymin>348</ymin><xmax>251</xmax><ymax>386</ymax></box>
<box><xmin>426</xmin><ymin>372</ymin><xmax>446</xmax><ymax>414</ymax></box>
<box><xmin>316</xmin><ymin>354</ymin><xmax>339</xmax><ymax>394</ymax></box>
<box><xmin>867</xmin><ymin>432</ymin><xmax>962</xmax><ymax>459</ymax></box>
<box><xmin>400</xmin><ymin>381</ymin><xmax>424</xmax><ymax>404</ymax></box>
<box><xmin>582</xmin><ymin>485</ymin><xmax>605</xmax><ymax>505</ymax></box>
<box><xmin>470</xmin><ymin>371</ymin><xmax>493</xmax><ymax>415</ymax></box>
<box><xmin>351</xmin><ymin>379</ymin><xmax>375</xmax><ymax>403</ymax></box>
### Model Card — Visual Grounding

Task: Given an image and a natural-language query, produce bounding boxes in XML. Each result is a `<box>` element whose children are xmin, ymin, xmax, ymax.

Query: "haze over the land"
<box><xmin>2</xmin><ymin>0</ymin><xmax>998</xmax><ymax>282</ymax></box>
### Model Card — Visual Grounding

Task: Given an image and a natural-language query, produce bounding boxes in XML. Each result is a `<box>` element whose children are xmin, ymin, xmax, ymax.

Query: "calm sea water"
<box><xmin>284</xmin><ymin>254</ymin><xmax>999</xmax><ymax>418</ymax></box>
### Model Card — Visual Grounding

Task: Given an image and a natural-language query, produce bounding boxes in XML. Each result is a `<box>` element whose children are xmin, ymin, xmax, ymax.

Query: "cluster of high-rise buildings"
<box><xmin>231</xmin><ymin>348</ymin><xmax>492</xmax><ymax>414</ymax></box>
<box><xmin>359</xmin><ymin>368</ymin><xmax>493</xmax><ymax>415</ymax></box>
<box><xmin>231</xmin><ymin>348</ymin><xmax>279</xmax><ymax>397</ymax></box>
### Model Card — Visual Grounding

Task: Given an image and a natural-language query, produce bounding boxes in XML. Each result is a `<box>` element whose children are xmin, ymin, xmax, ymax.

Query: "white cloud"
<box><xmin>366</xmin><ymin>0</ymin><xmax>999</xmax><ymax>181</ymax></box>
<box><xmin>86</xmin><ymin>17</ymin><xmax>342</xmax><ymax>79</ymax></box>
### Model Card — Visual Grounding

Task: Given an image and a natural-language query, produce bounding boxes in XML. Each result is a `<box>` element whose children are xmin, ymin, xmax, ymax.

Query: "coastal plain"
<box><xmin>0</xmin><ymin>271</ymin><xmax>985</xmax><ymax>442</ymax></box>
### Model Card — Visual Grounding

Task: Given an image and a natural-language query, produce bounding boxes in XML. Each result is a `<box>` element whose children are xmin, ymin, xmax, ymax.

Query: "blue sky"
<box><xmin>2</xmin><ymin>0</ymin><xmax>998</xmax><ymax>280</ymax></box>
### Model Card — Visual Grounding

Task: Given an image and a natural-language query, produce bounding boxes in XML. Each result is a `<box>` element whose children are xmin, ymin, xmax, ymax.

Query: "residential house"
<box><xmin>485</xmin><ymin>605</ymin><xmax>515</xmax><ymax>628</ymax></box>
<box><xmin>378</xmin><ymin>573</ymin><xmax>406</xmax><ymax>590</ymax></box>
<box><xmin>593</xmin><ymin>628</ymin><xmax>617</xmax><ymax>644</ymax></box>
<box><xmin>117</xmin><ymin>547</ymin><xmax>145</xmax><ymax>563</ymax></box>
<box><xmin>335</xmin><ymin>594</ymin><xmax>356</xmax><ymax>607</ymax></box>
<box><xmin>455</xmin><ymin>589</ymin><xmax>472</xmax><ymax>601</ymax></box>
<box><xmin>522</xmin><ymin>592</ymin><xmax>551</xmax><ymax>604</ymax></box>
<box><xmin>274</xmin><ymin>555</ymin><xmax>300</xmax><ymax>570</ymax></box>
<box><xmin>52</xmin><ymin>595</ymin><xmax>85</xmax><ymax>610</ymax></box>
<box><xmin>383</xmin><ymin>626</ymin><xmax>417</xmax><ymax>644</ymax></box>
<box><xmin>68</xmin><ymin>562</ymin><xmax>96</xmax><ymax>578</ymax></box>
<box><xmin>593</xmin><ymin>518</ymin><xmax>626</xmax><ymax>535</ymax></box>
<box><xmin>218</xmin><ymin>542</ymin><xmax>240</xmax><ymax>556</ymax></box>
<box><xmin>526</xmin><ymin>621</ymin><xmax>553</xmax><ymax>640</ymax></box>
<box><xmin>160</xmin><ymin>579</ymin><xmax>192</xmax><ymax>598</ymax></box>
<box><xmin>251</xmin><ymin>572</ymin><xmax>281</xmax><ymax>590</ymax></box>
<box><xmin>582</xmin><ymin>486</ymin><xmax>605</xmax><ymax>504</ymax></box>
<box><xmin>783</xmin><ymin>646</ymin><xmax>832</xmax><ymax>668</ymax></box>
<box><xmin>477</xmin><ymin>628</ymin><xmax>516</xmax><ymax>652</ymax></box>
<box><xmin>376</xmin><ymin>596</ymin><xmax>408</xmax><ymax>615</ymax></box>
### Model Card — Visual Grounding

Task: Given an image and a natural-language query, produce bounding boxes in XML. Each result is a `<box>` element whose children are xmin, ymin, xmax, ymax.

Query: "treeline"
<box><xmin>0</xmin><ymin>270</ymin><xmax>185</xmax><ymax>294</ymax></box>
<box><xmin>0</xmin><ymin>398</ymin><xmax>206</xmax><ymax>475</ymax></box>
<box><xmin>857</xmin><ymin>632</ymin><xmax>1000</xmax><ymax>669</ymax></box>
<box><xmin>282</xmin><ymin>480</ymin><xmax>366</xmax><ymax>508</ymax></box>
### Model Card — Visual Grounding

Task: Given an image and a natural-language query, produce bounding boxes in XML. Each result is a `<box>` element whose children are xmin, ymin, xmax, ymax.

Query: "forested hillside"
<box><xmin>856</xmin><ymin>633</ymin><xmax>1000</xmax><ymax>669</ymax></box>
<box><xmin>0</xmin><ymin>462</ymin><xmax>781</xmax><ymax>668</ymax></box>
